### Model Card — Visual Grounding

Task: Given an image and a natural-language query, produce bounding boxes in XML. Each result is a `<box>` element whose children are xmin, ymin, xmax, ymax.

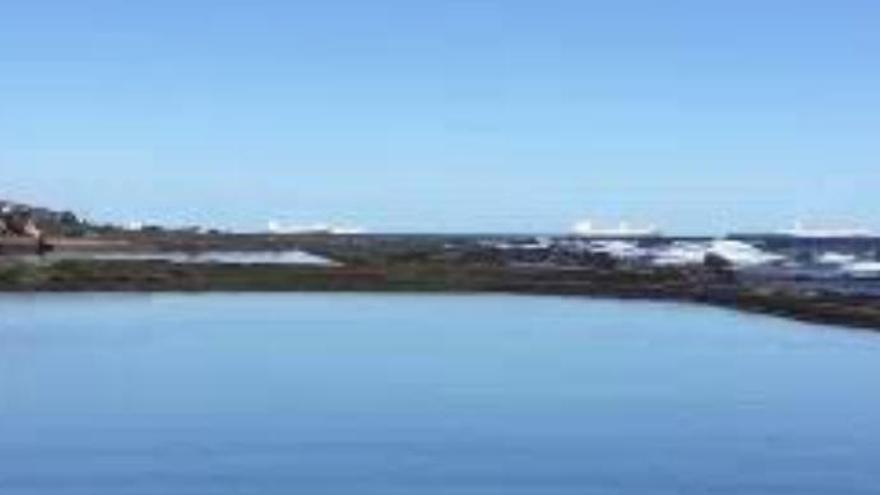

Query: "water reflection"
<box><xmin>1</xmin><ymin>294</ymin><xmax>879</xmax><ymax>495</ymax></box>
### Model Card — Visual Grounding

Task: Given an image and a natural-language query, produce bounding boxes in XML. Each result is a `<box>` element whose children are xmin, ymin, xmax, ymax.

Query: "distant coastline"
<box><xmin>3</xmin><ymin>200</ymin><xmax>880</xmax><ymax>331</ymax></box>
<box><xmin>1</xmin><ymin>232</ymin><xmax>879</xmax><ymax>331</ymax></box>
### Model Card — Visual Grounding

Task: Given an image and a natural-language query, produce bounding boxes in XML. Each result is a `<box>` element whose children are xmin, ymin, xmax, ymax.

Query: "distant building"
<box><xmin>778</xmin><ymin>221</ymin><xmax>874</xmax><ymax>238</ymax></box>
<box><xmin>268</xmin><ymin>221</ymin><xmax>366</xmax><ymax>235</ymax></box>
<box><xmin>571</xmin><ymin>219</ymin><xmax>661</xmax><ymax>238</ymax></box>
<box><xmin>0</xmin><ymin>206</ymin><xmax>43</xmax><ymax>240</ymax></box>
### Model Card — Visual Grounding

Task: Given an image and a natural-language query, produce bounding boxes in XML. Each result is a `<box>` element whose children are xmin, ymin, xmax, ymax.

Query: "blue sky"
<box><xmin>2</xmin><ymin>1</ymin><xmax>879</xmax><ymax>233</ymax></box>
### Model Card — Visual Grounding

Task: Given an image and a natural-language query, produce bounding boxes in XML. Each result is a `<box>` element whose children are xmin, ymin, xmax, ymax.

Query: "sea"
<box><xmin>1</xmin><ymin>294</ymin><xmax>879</xmax><ymax>494</ymax></box>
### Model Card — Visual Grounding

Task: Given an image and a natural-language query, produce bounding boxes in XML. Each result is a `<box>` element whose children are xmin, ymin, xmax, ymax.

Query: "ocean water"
<box><xmin>1</xmin><ymin>294</ymin><xmax>879</xmax><ymax>495</ymax></box>
<box><xmin>45</xmin><ymin>250</ymin><xmax>335</xmax><ymax>265</ymax></box>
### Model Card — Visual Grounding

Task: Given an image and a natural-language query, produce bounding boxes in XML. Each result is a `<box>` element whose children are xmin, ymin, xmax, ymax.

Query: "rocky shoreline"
<box><xmin>2</xmin><ymin>255</ymin><xmax>879</xmax><ymax>331</ymax></box>
<box><xmin>2</xmin><ymin>223</ymin><xmax>880</xmax><ymax>330</ymax></box>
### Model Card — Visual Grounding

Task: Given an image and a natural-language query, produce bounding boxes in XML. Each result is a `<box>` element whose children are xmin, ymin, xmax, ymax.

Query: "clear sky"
<box><xmin>2</xmin><ymin>1</ymin><xmax>879</xmax><ymax>233</ymax></box>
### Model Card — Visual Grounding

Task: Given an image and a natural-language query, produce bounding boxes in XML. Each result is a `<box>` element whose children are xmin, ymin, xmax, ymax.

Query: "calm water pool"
<box><xmin>1</xmin><ymin>294</ymin><xmax>879</xmax><ymax>494</ymax></box>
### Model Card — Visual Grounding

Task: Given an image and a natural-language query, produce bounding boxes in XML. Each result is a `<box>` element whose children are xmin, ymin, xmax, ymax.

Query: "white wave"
<box><xmin>841</xmin><ymin>261</ymin><xmax>880</xmax><ymax>278</ymax></box>
<box><xmin>707</xmin><ymin>240</ymin><xmax>785</xmax><ymax>267</ymax></box>
<box><xmin>651</xmin><ymin>242</ymin><xmax>708</xmax><ymax>266</ymax></box>
<box><xmin>650</xmin><ymin>240</ymin><xmax>784</xmax><ymax>268</ymax></box>
<box><xmin>587</xmin><ymin>240</ymin><xmax>646</xmax><ymax>259</ymax></box>
<box><xmin>481</xmin><ymin>238</ymin><xmax>552</xmax><ymax>250</ymax></box>
<box><xmin>817</xmin><ymin>251</ymin><xmax>857</xmax><ymax>265</ymax></box>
